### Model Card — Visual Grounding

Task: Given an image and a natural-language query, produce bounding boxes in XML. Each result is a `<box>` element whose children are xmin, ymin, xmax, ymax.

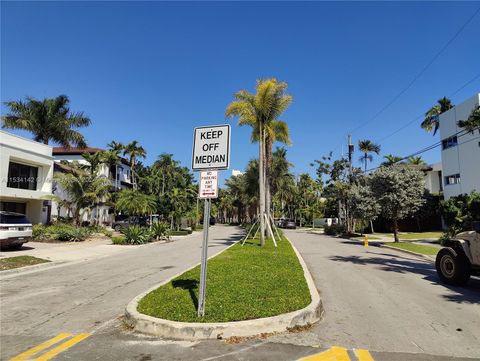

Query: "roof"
<box><xmin>52</xmin><ymin>147</ymin><xmax>105</xmax><ymax>155</ymax></box>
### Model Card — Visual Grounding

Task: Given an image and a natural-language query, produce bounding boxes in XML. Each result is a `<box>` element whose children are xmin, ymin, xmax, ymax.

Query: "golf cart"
<box><xmin>436</xmin><ymin>221</ymin><xmax>480</xmax><ymax>286</ymax></box>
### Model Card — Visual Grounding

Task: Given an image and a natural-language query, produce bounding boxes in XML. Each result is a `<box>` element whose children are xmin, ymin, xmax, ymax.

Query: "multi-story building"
<box><xmin>0</xmin><ymin>131</ymin><xmax>53</xmax><ymax>224</ymax></box>
<box><xmin>439</xmin><ymin>93</ymin><xmax>480</xmax><ymax>200</ymax></box>
<box><xmin>51</xmin><ymin>147</ymin><xmax>133</xmax><ymax>224</ymax></box>
<box><xmin>423</xmin><ymin>162</ymin><xmax>443</xmax><ymax>194</ymax></box>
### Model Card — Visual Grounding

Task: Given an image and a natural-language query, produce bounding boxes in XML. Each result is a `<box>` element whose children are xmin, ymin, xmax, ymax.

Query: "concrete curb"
<box><xmin>125</xmin><ymin>235</ymin><xmax>323</xmax><ymax>340</ymax></box>
<box><xmin>381</xmin><ymin>244</ymin><xmax>436</xmax><ymax>262</ymax></box>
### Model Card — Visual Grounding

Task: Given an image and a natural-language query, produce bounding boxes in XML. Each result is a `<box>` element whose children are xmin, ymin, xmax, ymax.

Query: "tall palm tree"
<box><xmin>107</xmin><ymin>141</ymin><xmax>125</xmax><ymax>189</ymax></box>
<box><xmin>381</xmin><ymin>154</ymin><xmax>403</xmax><ymax>166</ymax></box>
<box><xmin>2</xmin><ymin>95</ymin><xmax>91</xmax><ymax>147</ymax></box>
<box><xmin>123</xmin><ymin>141</ymin><xmax>146</xmax><ymax>190</ymax></box>
<box><xmin>225</xmin><ymin>78</ymin><xmax>292</xmax><ymax>246</ymax></box>
<box><xmin>457</xmin><ymin>105</ymin><xmax>480</xmax><ymax>133</ymax></box>
<box><xmin>421</xmin><ymin>97</ymin><xmax>454</xmax><ymax>135</ymax></box>
<box><xmin>358</xmin><ymin>139</ymin><xmax>381</xmax><ymax>173</ymax></box>
<box><xmin>153</xmin><ymin>153</ymin><xmax>180</xmax><ymax>196</ymax></box>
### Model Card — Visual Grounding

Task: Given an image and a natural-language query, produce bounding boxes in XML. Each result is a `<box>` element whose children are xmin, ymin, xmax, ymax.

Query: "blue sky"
<box><xmin>2</xmin><ymin>1</ymin><xmax>479</xmax><ymax>183</ymax></box>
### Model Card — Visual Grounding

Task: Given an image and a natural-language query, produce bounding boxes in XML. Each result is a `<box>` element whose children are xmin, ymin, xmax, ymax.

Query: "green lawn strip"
<box><xmin>0</xmin><ymin>256</ymin><xmax>50</xmax><ymax>271</ymax></box>
<box><xmin>138</xmin><ymin>236</ymin><xmax>311</xmax><ymax>323</ymax></box>
<box><xmin>350</xmin><ymin>235</ymin><xmax>382</xmax><ymax>241</ymax></box>
<box><xmin>386</xmin><ymin>242</ymin><xmax>439</xmax><ymax>256</ymax></box>
<box><xmin>376</xmin><ymin>232</ymin><xmax>442</xmax><ymax>240</ymax></box>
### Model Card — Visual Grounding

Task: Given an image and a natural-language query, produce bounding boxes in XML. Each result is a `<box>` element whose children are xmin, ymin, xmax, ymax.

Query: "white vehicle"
<box><xmin>0</xmin><ymin>211</ymin><xmax>33</xmax><ymax>250</ymax></box>
<box><xmin>436</xmin><ymin>221</ymin><xmax>480</xmax><ymax>286</ymax></box>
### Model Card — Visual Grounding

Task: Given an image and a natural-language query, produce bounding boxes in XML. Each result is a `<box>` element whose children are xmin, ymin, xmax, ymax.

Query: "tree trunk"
<box><xmin>258</xmin><ymin>124</ymin><xmax>266</xmax><ymax>246</ymax></box>
<box><xmin>393</xmin><ymin>219</ymin><xmax>399</xmax><ymax>242</ymax></box>
<box><xmin>265</xmin><ymin>136</ymin><xmax>273</xmax><ymax>221</ymax></box>
<box><xmin>364</xmin><ymin>153</ymin><xmax>367</xmax><ymax>174</ymax></box>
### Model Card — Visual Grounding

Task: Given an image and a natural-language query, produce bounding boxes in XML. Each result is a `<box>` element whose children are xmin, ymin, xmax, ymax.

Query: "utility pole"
<box><xmin>348</xmin><ymin>134</ymin><xmax>353</xmax><ymax>182</ymax></box>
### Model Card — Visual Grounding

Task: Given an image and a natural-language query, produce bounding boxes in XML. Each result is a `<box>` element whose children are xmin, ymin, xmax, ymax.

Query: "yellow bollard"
<box><xmin>364</xmin><ymin>234</ymin><xmax>368</xmax><ymax>248</ymax></box>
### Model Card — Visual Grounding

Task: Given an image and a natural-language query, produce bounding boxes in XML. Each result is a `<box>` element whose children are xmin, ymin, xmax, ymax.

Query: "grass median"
<box><xmin>386</xmin><ymin>242</ymin><xmax>439</xmax><ymax>256</ymax></box>
<box><xmin>0</xmin><ymin>256</ymin><xmax>50</xmax><ymax>271</ymax></box>
<box><xmin>138</xmin><ymin>235</ymin><xmax>311</xmax><ymax>323</ymax></box>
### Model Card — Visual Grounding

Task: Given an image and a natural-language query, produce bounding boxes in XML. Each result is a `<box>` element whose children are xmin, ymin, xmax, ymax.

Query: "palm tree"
<box><xmin>49</xmin><ymin>166</ymin><xmax>111</xmax><ymax>225</ymax></box>
<box><xmin>107</xmin><ymin>141</ymin><xmax>124</xmax><ymax>189</ymax></box>
<box><xmin>2</xmin><ymin>95</ymin><xmax>91</xmax><ymax>147</ymax></box>
<box><xmin>381</xmin><ymin>154</ymin><xmax>403</xmax><ymax>166</ymax></box>
<box><xmin>153</xmin><ymin>153</ymin><xmax>180</xmax><ymax>196</ymax></box>
<box><xmin>407</xmin><ymin>156</ymin><xmax>426</xmax><ymax>166</ymax></box>
<box><xmin>123</xmin><ymin>141</ymin><xmax>146</xmax><ymax>190</ymax></box>
<box><xmin>458</xmin><ymin>105</ymin><xmax>480</xmax><ymax>133</ymax></box>
<box><xmin>81</xmin><ymin>152</ymin><xmax>103</xmax><ymax>176</ymax></box>
<box><xmin>225</xmin><ymin>78</ymin><xmax>292</xmax><ymax>246</ymax></box>
<box><xmin>116</xmin><ymin>189</ymin><xmax>156</xmax><ymax>222</ymax></box>
<box><xmin>358</xmin><ymin>140</ymin><xmax>381</xmax><ymax>173</ymax></box>
<box><xmin>421</xmin><ymin>97</ymin><xmax>453</xmax><ymax>135</ymax></box>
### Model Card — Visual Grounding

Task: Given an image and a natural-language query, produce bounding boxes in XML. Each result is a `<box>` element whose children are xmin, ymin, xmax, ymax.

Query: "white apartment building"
<box><xmin>423</xmin><ymin>162</ymin><xmax>443</xmax><ymax>194</ymax></box>
<box><xmin>439</xmin><ymin>93</ymin><xmax>480</xmax><ymax>200</ymax></box>
<box><xmin>51</xmin><ymin>147</ymin><xmax>133</xmax><ymax>224</ymax></box>
<box><xmin>0</xmin><ymin>131</ymin><xmax>54</xmax><ymax>224</ymax></box>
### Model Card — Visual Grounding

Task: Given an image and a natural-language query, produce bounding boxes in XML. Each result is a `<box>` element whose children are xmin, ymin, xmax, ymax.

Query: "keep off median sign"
<box><xmin>192</xmin><ymin>124</ymin><xmax>230</xmax><ymax>317</ymax></box>
<box><xmin>192</xmin><ymin>124</ymin><xmax>230</xmax><ymax>171</ymax></box>
<box><xmin>199</xmin><ymin>171</ymin><xmax>218</xmax><ymax>199</ymax></box>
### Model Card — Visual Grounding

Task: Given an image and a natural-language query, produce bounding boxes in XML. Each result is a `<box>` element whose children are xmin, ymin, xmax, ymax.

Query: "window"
<box><xmin>442</xmin><ymin>135</ymin><xmax>457</xmax><ymax>150</ymax></box>
<box><xmin>7</xmin><ymin>162</ymin><xmax>38</xmax><ymax>190</ymax></box>
<box><xmin>444</xmin><ymin>173</ymin><xmax>460</xmax><ymax>185</ymax></box>
<box><xmin>0</xmin><ymin>201</ymin><xmax>26</xmax><ymax>214</ymax></box>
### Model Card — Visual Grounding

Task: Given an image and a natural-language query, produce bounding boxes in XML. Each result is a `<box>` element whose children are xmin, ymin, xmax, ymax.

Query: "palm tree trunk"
<box><xmin>258</xmin><ymin>124</ymin><xmax>266</xmax><ymax>246</ymax></box>
<box><xmin>265</xmin><ymin>137</ymin><xmax>273</xmax><ymax>221</ymax></box>
<box><xmin>364</xmin><ymin>152</ymin><xmax>367</xmax><ymax>174</ymax></box>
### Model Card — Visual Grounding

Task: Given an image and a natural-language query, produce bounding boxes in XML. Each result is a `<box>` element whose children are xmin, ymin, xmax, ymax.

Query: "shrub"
<box><xmin>439</xmin><ymin>232</ymin><xmax>451</xmax><ymax>246</ymax></box>
<box><xmin>111</xmin><ymin>236</ymin><xmax>126</xmax><ymax>245</ymax></box>
<box><xmin>440</xmin><ymin>192</ymin><xmax>480</xmax><ymax>236</ymax></box>
<box><xmin>324</xmin><ymin>224</ymin><xmax>346</xmax><ymax>236</ymax></box>
<box><xmin>170</xmin><ymin>230</ymin><xmax>191</xmax><ymax>236</ymax></box>
<box><xmin>121</xmin><ymin>225</ymin><xmax>151</xmax><ymax>244</ymax></box>
<box><xmin>55</xmin><ymin>225</ymin><xmax>91</xmax><ymax>242</ymax></box>
<box><xmin>151</xmin><ymin>222</ymin><xmax>170</xmax><ymax>241</ymax></box>
<box><xmin>32</xmin><ymin>224</ymin><xmax>49</xmax><ymax>241</ymax></box>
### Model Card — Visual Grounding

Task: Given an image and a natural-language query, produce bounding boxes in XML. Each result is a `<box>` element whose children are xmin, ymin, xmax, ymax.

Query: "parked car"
<box><xmin>0</xmin><ymin>211</ymin><xmax>32</xmax><ymax>250</ymax></box>
<box><xmin>112</xmin><ymin>216</ymin><xmax>148</xmax><ymax>232</ymax></box>
<box><xmin>279</xmin><ymin>219</ymin><xmax>296</xmax><ymax>229</ymax></box>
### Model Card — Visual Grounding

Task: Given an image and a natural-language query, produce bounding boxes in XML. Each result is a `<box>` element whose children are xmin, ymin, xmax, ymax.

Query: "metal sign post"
<box><xmin>192</xmin><ymin>124</ymin><xmax>230</xmax><ymax>318</ymax></box>
<box><xmin>197</xmin><ymin>198</ymin><xmax>210</xmax><ymax>316</ymax></box>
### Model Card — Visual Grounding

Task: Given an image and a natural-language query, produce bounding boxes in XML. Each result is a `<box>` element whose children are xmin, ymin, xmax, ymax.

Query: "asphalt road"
<box><xmin>1</xmin><ymin>227</ymin><xmax>479</xmax><ymax>361</ymax></box>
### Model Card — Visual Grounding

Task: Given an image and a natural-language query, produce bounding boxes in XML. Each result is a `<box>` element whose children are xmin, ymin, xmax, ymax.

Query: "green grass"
<box><xmin>0</xmin><ymin>256</ymin><xmax>50</xmax><ymax>271</ymax></box>
<box><xmin>350</xmin><ymin>235</ymin><xmax>382</xmax><ymax>241</ymax></box>
<box><xmin>377</xmin><ymin>231</ymin><xmax>442</xmax><ymax>240</ymax></box>
<box><xmin>138</xmin><ymin>236</ymin><xmax>311</xmax><ymax>323</ymax></box>
<box><xmin>386</xmin><ymin>242</ymin><xmax>439</xmax><ymax>256</ymax></box>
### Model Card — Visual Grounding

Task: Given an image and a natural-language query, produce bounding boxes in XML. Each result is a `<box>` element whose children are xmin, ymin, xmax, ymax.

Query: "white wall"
<box><xmin>439</xmin><ymin>94</ymin><xmax>480</xmax><ymax>199</ymax></box>
<box><xmin>0</xmin><ymin>131</ymin><xmax>53</xmax><ymax>224</ymax></box>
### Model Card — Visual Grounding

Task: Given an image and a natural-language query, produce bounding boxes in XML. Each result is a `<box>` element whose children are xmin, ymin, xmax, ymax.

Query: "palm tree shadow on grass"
<box><xmin>329</xmin><ymin>254</ymin><xmax>480</xmax><ymax>304</ymax></box>
<box><xmin>172</xmin><ymin>279</ymin><xmax>199</xmax><ymax>309</ymax></box>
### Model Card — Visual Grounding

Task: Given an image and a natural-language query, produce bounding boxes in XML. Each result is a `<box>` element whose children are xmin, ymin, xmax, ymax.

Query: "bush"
<box><xmin>151</xmin><ymin>221</ymin><xmax>170</xmax><ymax>241</ymax></box>
<box><xmin>439</xmin><ymin>232</ymin><xmax>451</xmax><ymax>246</ymax></box>
<box><xmin>440</xmin><ymin>192</ymin><xmax>480</xmax><ymax>236</ymax></box>
<box><xmin>324</xmin><ymin>224</ymin><xmax>346</xmax><ymax>236</ymax></box>
<box><xmin>55</xmin><ymin>225</ymin><xmax>91</xmax><ymax>242</ymax></box>
<box><xmin>32</xmin><ymin>224</ymin><xmax>49</xmax><ymax>241</ymax></box>
<box><xmin>111</xmin><ymin>236</ymin><xmax>126</xmax><ymax>245</ymax></box>
<box><xmin>33</xmin><ymin>223</ymin><xmax>92</xmax><ymax>242</ymax></box>
<box><xmin>88</xmin><ymin>225</ymin><xmax>113</xmax><ymax>237</ymax></box>
<box><xmin>121</xmin><ymin>225</ymin><xmax>151</xmax><ymax>244</ymax></box>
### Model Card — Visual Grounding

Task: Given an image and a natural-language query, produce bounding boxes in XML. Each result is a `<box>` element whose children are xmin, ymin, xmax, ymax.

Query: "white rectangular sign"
<box><xmin>199</xmin><ymin>171</ymin><xmax>218</xmax><ymax>199</ymax></box>
<box><xmin>192</xmin><ymin>124</ymin><xmax>230</xmax><ymax>171</ymax></box>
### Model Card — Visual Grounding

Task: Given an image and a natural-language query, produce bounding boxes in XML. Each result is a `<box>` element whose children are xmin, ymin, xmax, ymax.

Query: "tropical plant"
<box><xmin>407</xmin><ymin>156</ymin><xmax>426</xmax><ymax>166</ymax></box>
<box><xmin>124</xmin><ymin>141</ymin><xmax>146</xmax><ymax>189</ymax></box>
<box><xmin>48</xmin><ymin>166</ymin><xmax>111</xmax><ymax>225</ymax></box>
<box><xmin>440</xmin><ymin>192</ymin><xmax>480</xmax><ymax>236</ymax></box>
<box><xmin>1</xmin><ymin>95</ymin><xmax>91</xmax><ymax>147</ymax></box>
<box><xmin>457</xmin><ymin>105</ymin><xmax>480</xmax><ymax>133</ymax></box>
<box><xmin>358</xmin><ymin>140</ymin><xmax>381</xmax><ymax>174</ymax></box>
<box><xmin>151</xmin><ymin>221</ymin><xmax>171</xmax><ymax>241</ymax></box>
<box><xmin>370</xmin><ymin>166</ymin><xmax>425</xmax><ymax>242</ymax></box>
<box><xmin>421</xmin><ymin>97</ymin><xmax>453</xmax><ymax>135</ymax></box>
<box><xmin>381</xmin><ymin>154</ymin><xmax>403</xmax><ymax>167</ymax></box>
<box><xmin>116</xmin><ymin>189</ymin><xmax>156</xmax><ymax>218</ymax></box>
<box><xmin>121</xmin><ymin>225</ymin><xmax>151</xmax><ymax>244</ymax></box>
<box><xmin>225</xmin><ymin>78</ymin><xmax>292</xmax><ymax>246</ymax></box>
